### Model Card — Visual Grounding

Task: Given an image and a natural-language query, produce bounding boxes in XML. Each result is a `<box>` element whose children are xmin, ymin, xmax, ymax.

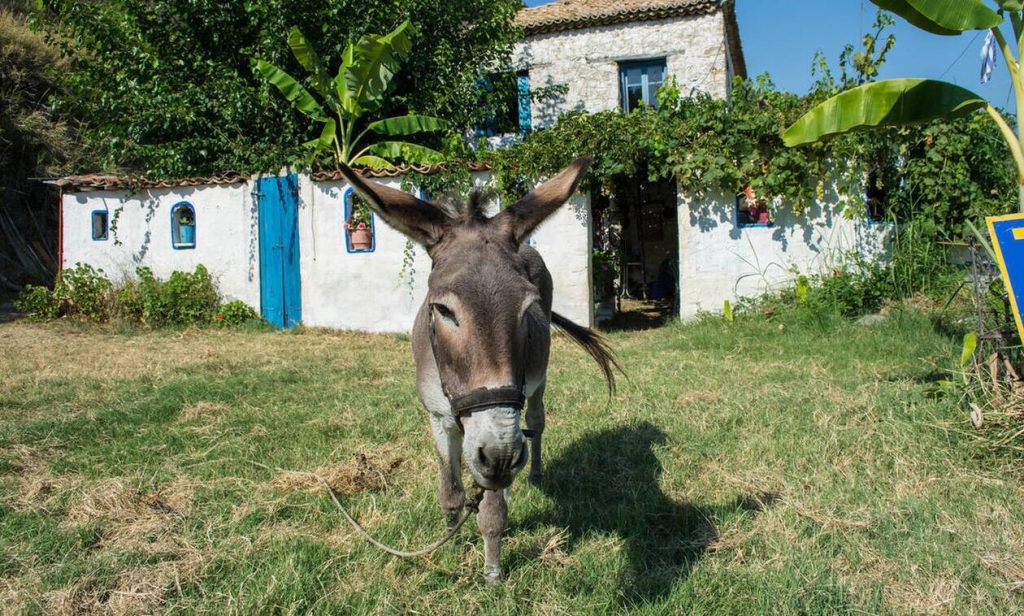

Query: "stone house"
<box><xmin>55</xmin><ymin>0</ymin><xmax>889</xmax><ymax>331</ymax></box>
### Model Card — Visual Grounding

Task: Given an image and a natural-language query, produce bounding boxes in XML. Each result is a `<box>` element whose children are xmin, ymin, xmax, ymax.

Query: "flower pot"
<box><xmin>349</xmin><ymin>228</ymin><xmax>372</xmax><ymax>251</ymax></box>
<box><xmin>179</xmin><ymin>224</ymin><xmax>195</xmax><ymax>245</ymax></box>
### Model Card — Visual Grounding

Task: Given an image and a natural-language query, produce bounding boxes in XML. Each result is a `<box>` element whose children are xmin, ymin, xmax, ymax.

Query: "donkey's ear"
<box><xmin>498</xmin><ymin>157</ymin><xmax>592</xmax><ymax>244</ymax></box>
<box><xmin>334</xmin><ymin>162</ymin><xmax>451</xmax><ymax>247</ymax></box>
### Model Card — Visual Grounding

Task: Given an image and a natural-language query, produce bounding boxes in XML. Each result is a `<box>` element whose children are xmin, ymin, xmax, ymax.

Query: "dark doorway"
<box><xmin>592</xmin><ymin>177</ymin><xmax>678</xmax><ymax>328</ymax></box>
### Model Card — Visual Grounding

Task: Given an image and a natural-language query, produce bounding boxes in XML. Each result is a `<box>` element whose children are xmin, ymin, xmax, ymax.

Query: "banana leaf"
<box><xmin>344</xmin><ymin>20</ymin><xmax>413</xmax><ymax>113</ymax></box>
<box><xmin>366</xmin><ymin>114</ymin><xmax>448</xmax><ymax>136</ymax></box>
<box><xmin>870</xmin><ymin>0</ymin><xmax>1001</xmax><ymax>35</ymax></box>
<box><xmin>301</xmin><ymin>119</ymin><xmax>337</xmax><ymax>164</ymax></box>
<box><xmin>288</xmin><ymin>28</ymin><xmax>333</xmax><ymax>99</ymax></box>
<box><xmin>256</xmin><ymin>60</ymin><xmax>327</xmax><ymax>121</ymax></box>
<box><xmin>367</xmin><ymin>141</ymin><xmax>445</xmax><ymax>165</ymax></box>
<box><xmin>335</xmin><ymin>44</ymin><xmax>360</xmax><ymax>118</ymax></box>
<box><xmin>999</xmin><ymin>0</ymin><xmax>1024</xmax><ymax>10</ymax></box>
<box><xmin>783</xmin><ymin>78</ymin><xmax>986</xmax><ymax>146</ymax></box>
<box><xmin>351</xmin><ymin>155</ymin><xmax>398</xmax><ymax>170</ymax></box>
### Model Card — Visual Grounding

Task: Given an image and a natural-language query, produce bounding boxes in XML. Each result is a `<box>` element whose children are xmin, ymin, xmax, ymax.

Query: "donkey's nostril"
<box><xmin>477</xmin><ymin>446</ymin><xmax>488</xmax><ymax>467</ymax></box>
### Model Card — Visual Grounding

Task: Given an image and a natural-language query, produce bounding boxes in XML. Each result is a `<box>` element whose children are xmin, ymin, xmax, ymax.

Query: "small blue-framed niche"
<box><xmin>343</xmin><ymin>188</ymin><xmax>375</xmax><ymax>253</ymax></box>
<box><xmin>170</xmin><ymin>202</ymin><xmax>196</xmax><ymax>249</ymax></box>
<box><xmin>735</xmin><ymin>193</ymin><xmax>773</xmax><ymax>228</ymax></box>
<box><xmin>91</xmin><ymin>210</ymin><xmax>109</xmax><ymax>241</ymax></box>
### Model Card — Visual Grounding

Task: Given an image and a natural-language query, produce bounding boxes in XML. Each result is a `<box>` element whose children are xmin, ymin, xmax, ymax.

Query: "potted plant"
<box><xmin>741</xmin><ymin>185</ymin><xmax>772</xmax><ymax>226</ymax></box>
<box><xmin>346</xmin><ymin>195</ymin><xmax>373</xmax><ymax>251</ymax></box>
<box><xmin>178</xmin><ymin>209</ymin><xmax>196</xmax><ymax>244</ymax></box>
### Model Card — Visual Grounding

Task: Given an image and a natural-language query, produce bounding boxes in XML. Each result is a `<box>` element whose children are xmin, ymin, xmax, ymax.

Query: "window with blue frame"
<box><xmin>171</xmin><ymin>202</ymin><xmax>196</xmax><ymax>249</ymax></box>
<box><xmin>620</xmin><ymin>59</ymin><xmax>667</xmax><ymax>112</ymax></box>
<box><xmin>344</xmin><ymin>188</ymin><xmax>375</xmax><ymax>253</ymax></box>
<box><xmin>91</xmin><ymin>210</ymin><xmax>108</xmax><ymax>241</ymax></box>
<box><xmin>475</xmin><ymin>70</ymin><xmax>532</xmax><ymax>136</ymax></box>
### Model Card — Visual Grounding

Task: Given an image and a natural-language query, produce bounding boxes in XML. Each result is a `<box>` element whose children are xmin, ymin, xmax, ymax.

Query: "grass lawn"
<box><xmin>1</xmin><ymin>309</ymin><xmax>1023</xmax><ymax>614</ymax></box>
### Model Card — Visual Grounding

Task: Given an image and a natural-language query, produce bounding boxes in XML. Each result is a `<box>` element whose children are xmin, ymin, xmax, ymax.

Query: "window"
<box><xmin>91</xmin><ymin>210</ymin><xmax>108</xmax><ymax>241</ymax></box>
<box><xmin>620</xmin><ymin>59</ymin><xmax>666</xmax><ymax>112</ymax></box>
<box><xmin>865</xmin><ymin>169</ymin><xmax>890</xmax><ymax>224</ymax></box>
<box><xmin>344</xmin><ymin>188</ymin><xmax>375</xmax><ymax>253</ymax></box>
<box><xmin>736</xmin><ymin>191</ymin><xmax>773</xmax><ymax>228</ymax></box>
<box><xmin>171</xmin><ymin>202</ymin><xmax>196</xmax><ymax>249</ymax></box>
<box><xmin>476</xmin><ymin>70</ymin><xmax>531</xmax><ymax>136</ymax></box>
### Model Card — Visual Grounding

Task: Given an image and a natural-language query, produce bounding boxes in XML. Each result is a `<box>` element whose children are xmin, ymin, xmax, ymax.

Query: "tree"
<box><xmin>0</xmin><ymin>6</ymin><xmax>91</xmax><ymax>286</ymax></box>
<box><xmin>784</xmin><ymin>0</ymin><xmax>1024</xmax><ymax>220</ymax></box>
<box><xmin>38</xmin><ymin>0</ymin><xmax>522</xmax><ymax>177</ymax></box>
<box><xmin>256</xmin><ymin>21</ymin><xmax>447</xmax><ymax>169</ymax></box>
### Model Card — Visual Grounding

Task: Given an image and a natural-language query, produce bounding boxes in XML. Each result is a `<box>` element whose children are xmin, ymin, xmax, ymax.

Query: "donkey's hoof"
<box><xmin>528</xmin><ymin>472</ymin><xmax>543</xmax><ymax>486</ymax></box>
<box><xmin>484</xmin><ymin>571</ymin><xmax>503</xmax><ymax>585</ymax></box>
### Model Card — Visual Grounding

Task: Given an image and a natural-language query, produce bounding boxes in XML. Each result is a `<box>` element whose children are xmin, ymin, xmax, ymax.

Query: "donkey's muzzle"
<box><xmin>451</xmin><ymin>386</ymin><xmax>525</xmax><ymax>433</ymax></box>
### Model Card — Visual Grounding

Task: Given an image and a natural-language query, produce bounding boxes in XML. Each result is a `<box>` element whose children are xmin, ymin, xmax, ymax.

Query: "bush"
<box><xmin>136</xmin><ymin>265</ymin><xmax>218</xmax><ymax>326</ymax></box>
<box><xmin>15</xmin><ymin>263</ymin><xmax>113</xmax><ymax>321</ymax></box>
<box><xmin>14</xmin><ymin>264</ymin><xmax>254</xmax><ymax>328</ymax></box>
<box><xmin>14</xmin><ymin>284</ymin><xmax>59</xmax><ymax>320</ymax></box>
<box><xmin>217</xmin><ymin>300</ymin><xmax>261</xmax><ymax>326</ymax></box>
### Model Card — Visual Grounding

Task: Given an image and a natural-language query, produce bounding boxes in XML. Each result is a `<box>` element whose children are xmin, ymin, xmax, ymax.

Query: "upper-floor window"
<box><xmin>476</xmin><ymin>70</ymin><xmax>531</xmax><ymax>136</ymax></box>
<box><xmin>620</xmin><ymin>59</ymin><xmax>666</xmax><ymax>112</ymax></box>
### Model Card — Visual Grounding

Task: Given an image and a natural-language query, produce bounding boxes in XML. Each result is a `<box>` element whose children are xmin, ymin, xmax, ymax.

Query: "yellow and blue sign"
<box><xmin>986</xmin><ymin>213</ymin><xmax>1024</xmax><ymax>343</ymax></box>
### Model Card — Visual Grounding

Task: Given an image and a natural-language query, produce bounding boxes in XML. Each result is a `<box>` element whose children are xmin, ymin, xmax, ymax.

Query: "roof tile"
<box><xmin>516</xmin><ymin>0</ymin><xmax>721</xmax><ymax>35</ymax></box>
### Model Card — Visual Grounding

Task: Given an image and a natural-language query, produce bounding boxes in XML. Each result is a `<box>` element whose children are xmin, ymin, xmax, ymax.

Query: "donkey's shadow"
<box><xmin>518</xmin><ymin>422</ymin><xmax>747</xmax><ymax>605</ymax></box>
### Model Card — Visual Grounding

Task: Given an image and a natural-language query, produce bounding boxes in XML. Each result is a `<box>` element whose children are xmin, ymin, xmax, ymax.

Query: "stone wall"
<box><xmin>515</xmin><ymin>12</ymin><xmax>733</xmax><ymax>127</ymax></box>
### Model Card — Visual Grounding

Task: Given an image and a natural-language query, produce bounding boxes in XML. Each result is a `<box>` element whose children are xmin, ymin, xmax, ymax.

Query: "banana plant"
<box><xmin>784</xmin><ymin>0</ymin><xmax>1024</xmax><ymax>216</ymax></box>
<box><xmin>256</xmin><ymin>20</ymin><xmax>448</xmax><ymax>170</ymax></box>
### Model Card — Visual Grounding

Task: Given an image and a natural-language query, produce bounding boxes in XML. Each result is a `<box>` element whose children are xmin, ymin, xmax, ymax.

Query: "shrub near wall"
<box><xmin>15</xmin><ymin>264</ymin><xmax>261</xmax><ymax>327</ymax></box>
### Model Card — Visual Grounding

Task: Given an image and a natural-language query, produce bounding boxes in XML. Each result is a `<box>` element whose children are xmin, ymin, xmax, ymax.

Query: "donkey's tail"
<box><xmin>550</xmin><ymin>311</ymin><xmax>623</xmax><ymax>395</ymax></box>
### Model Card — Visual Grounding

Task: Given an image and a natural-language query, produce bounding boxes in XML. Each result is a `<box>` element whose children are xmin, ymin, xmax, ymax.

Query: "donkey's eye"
<box><xmin>433</xmin><ymin>303</ymin><xmax>459</xmax><ymax>326</ymax></box>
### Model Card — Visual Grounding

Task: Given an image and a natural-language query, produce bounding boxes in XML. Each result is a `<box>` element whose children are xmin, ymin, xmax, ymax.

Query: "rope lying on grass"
<box><xmin>252</xmin><ymin>461</ymin><xmax>484</xmax><ymax>558</ymax></box>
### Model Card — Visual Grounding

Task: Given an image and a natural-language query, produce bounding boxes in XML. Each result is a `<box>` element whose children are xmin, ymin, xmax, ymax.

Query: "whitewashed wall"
<box><xmin>515</xmin><ymin>12</ymin><xmax>733</xmax><ymax>128</ymax></box>
<box><xmin>297</xmin><ymin>173</ymin><xmax>593</xmax><ymax>333</ymax></box>
<box><xmin>678</xmin><ymin>188</ymin><xmax>892</xmax><ymax>319</ymax></box>
<box><xmin>61</xmin><ymin>184</ymin><xmax>261</xmax><ymax>308</ymax></box>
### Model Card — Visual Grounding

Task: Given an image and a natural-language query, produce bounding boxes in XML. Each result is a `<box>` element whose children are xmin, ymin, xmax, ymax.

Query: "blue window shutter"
<box><xmin>517</xmin><ymin>73</ymin><xmax>532</xmax><ymax>133</ymax></box>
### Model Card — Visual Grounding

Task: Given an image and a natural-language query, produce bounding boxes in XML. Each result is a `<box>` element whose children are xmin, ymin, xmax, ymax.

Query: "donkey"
<box><xmin>336</xmin><ymin>157</ymin><xmax>618</xmax><ymax>582</ymax></box>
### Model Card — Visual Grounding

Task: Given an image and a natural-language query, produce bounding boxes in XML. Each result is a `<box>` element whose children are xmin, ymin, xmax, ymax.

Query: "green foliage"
<box><xmin>783</xmin><ymin>79</ymin><xmax>987</xmax><ymax>147</ymax></box>
<box><xmin>592</xmin><ymin>250</ymin><xmax>619</xmax><ymax>293</ymax></box>
<box><xmin>13</xmin><ymin>284</ymin><xmax>58</xmax><ymax>320</ymax></box>
<box><xmin>479</xmin><ymin>74</ymin><xmax>1016</xmax><ymax>231</ymax></box>
<box><xmin>14</xmin><ymin>264</ymin><xmax>257</xmax><ymax>327</ymax></box>
<box><xmin>870</xmin><ymin>0</ymin><xmax>1001</xmax><ymax>35</ymax></box>
<box><xmin>257</xmin><ymin>21</ymin><xmax>450</xmax><ymax>168</ymax></box>
<box><xmin>137</xmin><ymin>265</ymin><xmax>218</xmax><ymax>326</ymax></box>
<box><xmin>217</xmin><ymin>300</ymin><xmax>261</xmax><ymax>326</ymax></box>
<box><xmin>38</xmin><ymin>0</ymin><xmax>521</xmax><ymax>177</ymax></box>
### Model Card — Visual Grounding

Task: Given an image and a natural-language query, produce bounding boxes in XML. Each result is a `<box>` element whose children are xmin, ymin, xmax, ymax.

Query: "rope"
<box><xmin>253</xmin><ymin>461</ymin><xmax>484</xmax><ymax>558</ymax></box>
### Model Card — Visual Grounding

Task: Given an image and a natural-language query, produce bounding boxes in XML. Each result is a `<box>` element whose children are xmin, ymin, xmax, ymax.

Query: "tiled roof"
<box><xmin>311</xmin><ymin>162</ymin><xmax>491</xmax><ymax>183</ymax></box>
<box><xmin>53</xmin><ymin>172</ymin><xmax>248</xmax><ymax>191</ymax></box>
<box><xmin>516</xmin><ymin>0</ymin><xmax>746</xmax><ymax>77</ymax></box>
<box><xmin>516</xmin><ymin>0</ymin><xmax>720</xmax><ymax>35</ymax></box>
<box><xmin>55</xmin><ymin>163</ymin><xmax>491</xmax><ymax>192</ymax></box>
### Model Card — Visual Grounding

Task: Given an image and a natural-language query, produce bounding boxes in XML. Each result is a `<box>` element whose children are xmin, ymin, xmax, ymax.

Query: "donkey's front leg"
<box><xmin>429</xmin><ymin>414</ymin><xmax>464</xmax><ymax>528</ymax></box>
<box><xmin>477</xmin><ymin>488</ymin><xmax>508</xmax><ymax>583</ymax></box>
<box><xmin>526</xmin><ymin>382</ymin><xmax>546</xmax><ymax>485</ymax></box>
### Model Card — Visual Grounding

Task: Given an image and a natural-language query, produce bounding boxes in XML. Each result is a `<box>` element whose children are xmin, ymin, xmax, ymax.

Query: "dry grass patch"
<box><xmin>270</xmin><ymin>447</ymin><xmax>403</xmax><ymax>496</ymax></box>
<box><xmin>5</xmin><ymin>444</ymin><xmax>76</xmax><ymax>509</ymax></box>
<box><xmin>44</xmin><ymin>555</ymin><xmax>205</xmax><ymax>616</ymax></box>
<box><xmin>179</xmin><ymin>400</ymin><xmax>229</xmax><ymax>421</ymax></box>
<box><xmin>68</xmin><ymin>477</ymin><xmax>194</xmax><ymax>552</ymax></box>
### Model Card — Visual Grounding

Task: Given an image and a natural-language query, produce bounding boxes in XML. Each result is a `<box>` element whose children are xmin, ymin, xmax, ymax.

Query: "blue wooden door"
<box><xmin>257</xmin><ymin>174</ymin><xmax>302</xmax><ymax>328</ymax></box>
